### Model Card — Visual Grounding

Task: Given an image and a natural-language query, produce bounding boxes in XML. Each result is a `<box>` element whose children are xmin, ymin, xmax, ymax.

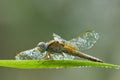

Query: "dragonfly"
<box><xmin>15</xmin><ymin>30</ymin><xmax>103</xmax><ymax>62</ymax></box>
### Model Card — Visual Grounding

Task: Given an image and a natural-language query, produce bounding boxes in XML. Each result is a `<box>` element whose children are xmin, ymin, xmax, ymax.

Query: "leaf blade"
<box><xmin>0</xmin><ymin>60</ymin><xmax>120</xmax><ymax>69</ymax></box>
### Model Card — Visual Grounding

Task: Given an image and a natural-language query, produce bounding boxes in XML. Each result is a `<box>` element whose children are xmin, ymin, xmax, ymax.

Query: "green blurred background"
<box><xmin>0</xmin><ymin>0</ymin><xmax>120</xmax><ymax>80</ymax></box>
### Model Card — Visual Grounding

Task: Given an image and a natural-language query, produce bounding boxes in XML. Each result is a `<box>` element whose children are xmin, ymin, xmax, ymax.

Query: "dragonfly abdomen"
<box><xmin>75</xmin><ymin>51</ymin><xmax>103</xmax><ymax>62</ymax></box>
<box><xmin>64</xmin><ymin>45</ymin><xmax>103</xmax><ymax>62</ymax></box>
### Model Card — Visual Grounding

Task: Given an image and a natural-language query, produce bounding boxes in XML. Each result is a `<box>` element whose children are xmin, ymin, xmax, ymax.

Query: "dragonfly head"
<box><xmin>37</xmin><ymin>42</ymin><xmax>47</xmax><ymax>52</ymax></box>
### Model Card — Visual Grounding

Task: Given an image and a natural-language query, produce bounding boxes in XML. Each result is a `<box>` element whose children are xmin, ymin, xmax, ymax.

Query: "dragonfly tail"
<box><xmin>64</xmin><ymin>44</ymin><xmax>103</xmax><ymax>62</ymax></box>
<box><xmin>75</xmin><ymin>51</ymin><xmax>103</xmax><ymax>62</ymax></box>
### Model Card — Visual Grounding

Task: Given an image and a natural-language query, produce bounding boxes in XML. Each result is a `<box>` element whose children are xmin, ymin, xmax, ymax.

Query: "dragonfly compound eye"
<box><xmin>37</xmin><ymin>42</ymin><xmax>47</xmax><ymax>52</ymax></box>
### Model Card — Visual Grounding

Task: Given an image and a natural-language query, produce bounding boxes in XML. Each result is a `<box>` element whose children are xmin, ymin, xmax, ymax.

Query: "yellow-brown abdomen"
<box><xmin>63</xmin><ymin>44</ymin><xmax>103</xmax><ymax>62</ymax></box>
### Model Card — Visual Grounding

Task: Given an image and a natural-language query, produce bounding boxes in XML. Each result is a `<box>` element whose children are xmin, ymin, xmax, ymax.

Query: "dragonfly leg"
<box><xmin>61</xmin><ymin>53</ymin><xmax>65</xmax><ymax>60</ymax></box>
<box><xmin>41</xmin><ymin>52</ymin><xmax>53</xmax><ymax>60</ymax></box>
<box><xmin>41</xmin><ymin>54</ymin><xmax>49</xmax><ymax>60</ymax></box>
<box><xmin>47</xmin><ymin>52</ymin><xmax>54</xmax><ymax>60</ymax></box>
<box><xmin>55</xmin><ymin>53</ymin><xmax>65</xmax><ymax>60</ymax></box>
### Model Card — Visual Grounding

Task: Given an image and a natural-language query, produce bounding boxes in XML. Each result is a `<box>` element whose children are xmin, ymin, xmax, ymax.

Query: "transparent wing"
<box><xmin>53</xmin><ymin>33</ymin><xmax>67</xmax><ymax>42</ymax></box>
<box><xmin>15</xmin><ymin>47</ymin><xmax>74</xmax><ymax>60</ymax></box>
<box><xmin>68</xmin><ymin>30</ymin><xmax>99</xmax><ymax>51</ymax></box>
<box><xmin>15</xmin><ymin>47</ymin><xmax>46</xmax><ymax>60</ymax></box>
<box><xmin>50</xmin><ymin>53</ymin><xmax>75</xmax><ymax>60</ymax></box>
<box><xmin>53</xmin><ymin>31</ymin><xmax>99</xmax><ymax>51</ymax></box>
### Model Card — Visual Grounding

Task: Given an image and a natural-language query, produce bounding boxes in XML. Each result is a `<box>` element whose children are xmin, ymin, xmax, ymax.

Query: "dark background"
<box><xmin>0</xmin><ymin>0</ymin><xmax>120</xmax><ymax>80</ymax></box>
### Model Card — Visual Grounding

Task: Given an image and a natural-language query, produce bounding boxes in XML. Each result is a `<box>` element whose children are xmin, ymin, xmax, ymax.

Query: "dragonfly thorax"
<box><xmin>46</xmin><ymin>40</ymin><xmax>65</xmax><ymax>53</ymax></box>
<box><xmin>37</xmin><ymin>42</ymin><xmax>47</xmax><ymax>52</ymax></box>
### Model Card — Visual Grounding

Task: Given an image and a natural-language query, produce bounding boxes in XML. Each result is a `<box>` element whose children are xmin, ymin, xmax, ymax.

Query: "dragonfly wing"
<box><xmin>69</xmin><ymin>31</ymin><xmax>99</xmax><ymax>51</ymax></box>
<box><xmin>15</xmin><ymin>47</ymin><xmax>46</xmax><ymax>60</ymax></box>
<box><xmin>50</xmin><ymin>53</ymin><xmax>75</xmax><ymax>60</ymax></box>
<box><xmin>53</xmin><ymin>33</ymin><xmax>67</xmax><ymax>42</ymax></box>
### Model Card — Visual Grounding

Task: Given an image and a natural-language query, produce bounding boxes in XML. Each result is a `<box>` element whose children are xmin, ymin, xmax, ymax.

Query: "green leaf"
<box><xmin>0</xmin><ymin>60</ymin><xmax>120</xmax><ymax>69</ymax></box>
